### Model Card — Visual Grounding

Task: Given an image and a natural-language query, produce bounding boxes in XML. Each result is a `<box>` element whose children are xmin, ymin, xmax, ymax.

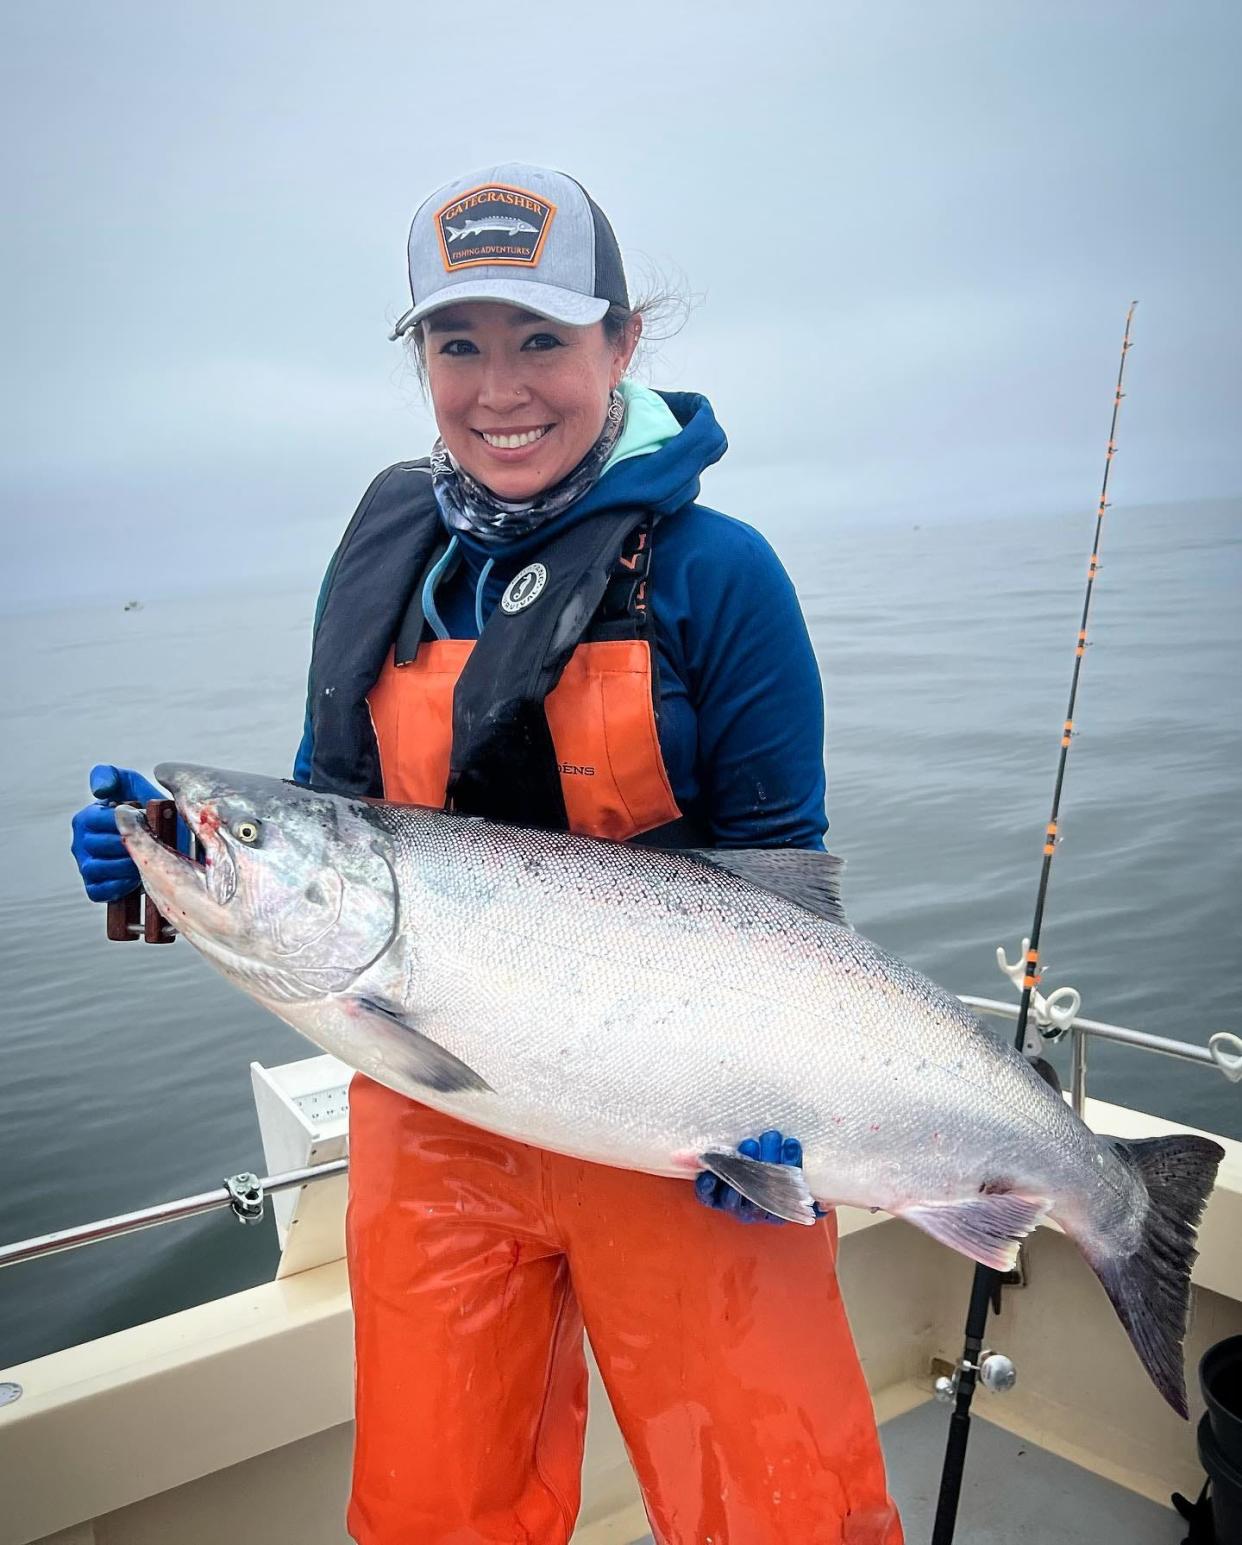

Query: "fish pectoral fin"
<box><xmin>689</xmin><ymin>849</ymin><xmax>850</xmax><ymax>928</ymax></box>
<box><xmin>899</xmin><ymin>1192</ymin><xmax>1053</xmax><ymax>1271</ymax></box>
<box><xmin>698</xmin><ymin>1149</ymin><xmax>819</xmax><ymax>1225</ymax></box>
<box><xmin>348</xmin><ymin>996</ymin><xmax>493</xmax><ymax>1095</ymax></box>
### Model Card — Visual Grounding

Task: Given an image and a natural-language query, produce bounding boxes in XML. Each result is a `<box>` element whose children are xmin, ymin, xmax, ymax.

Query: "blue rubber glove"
<box><xmin>695</xmin><ymin>1129</ymin><xmax>809</xmax><ymax>1225</ymax></box>
<box><xmin>70</xmin><ymin>765</ymin><xmax>164</xmax><ymax>902</ymax></box>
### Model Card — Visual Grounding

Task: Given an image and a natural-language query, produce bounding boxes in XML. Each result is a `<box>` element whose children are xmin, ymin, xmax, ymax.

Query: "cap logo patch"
<box><xmin>436</xmin><ymin>184</ymin><xmax>556</xmax><ymax>272</ymax></box>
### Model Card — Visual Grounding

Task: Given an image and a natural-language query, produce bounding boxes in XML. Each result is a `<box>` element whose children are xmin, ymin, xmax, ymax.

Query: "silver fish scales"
<box><xmin>116</xmin><ymin>764</ymin><xmax>1223</xmax><ymax>1416</ymax></box>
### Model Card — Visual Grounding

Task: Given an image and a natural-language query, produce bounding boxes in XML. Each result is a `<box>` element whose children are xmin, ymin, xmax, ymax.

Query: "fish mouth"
<box><xmin>114</xmin><ymin>765</ymin><xmax>239</xmax><ymax>938</ymax></box>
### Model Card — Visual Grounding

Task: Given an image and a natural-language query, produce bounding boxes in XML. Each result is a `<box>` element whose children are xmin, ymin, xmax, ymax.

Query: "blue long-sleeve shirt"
<box><xmin>296</xmin><ymin>391</ymin><xmax>827</xmax><ymax>849</ymax></box>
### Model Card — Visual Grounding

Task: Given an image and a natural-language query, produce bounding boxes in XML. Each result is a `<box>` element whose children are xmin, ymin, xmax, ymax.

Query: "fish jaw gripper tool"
<box><xmin>105</xmin><ymin>798</ymin><xmax>188</xmax><ymax>945</ymax></box>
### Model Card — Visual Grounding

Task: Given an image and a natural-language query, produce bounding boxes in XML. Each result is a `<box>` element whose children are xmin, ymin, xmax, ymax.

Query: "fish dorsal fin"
<box><xmin>690</xmin><ymin>848</ymin><xmax>850</xmax><ymax>928</ymax></box>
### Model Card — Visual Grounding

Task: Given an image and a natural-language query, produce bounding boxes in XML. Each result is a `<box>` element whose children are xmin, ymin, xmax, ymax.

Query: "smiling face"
<box><xmin>422</xmin><ymin>301</ymin><xmax>640</xmax><ymax>500</ymax></box>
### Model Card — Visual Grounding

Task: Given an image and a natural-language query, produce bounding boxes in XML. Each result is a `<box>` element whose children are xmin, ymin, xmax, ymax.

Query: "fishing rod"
<box><xmin>930</xmin><ymin>302</ymin><xmax>1139</xmax><ymax>1545</ymax></box>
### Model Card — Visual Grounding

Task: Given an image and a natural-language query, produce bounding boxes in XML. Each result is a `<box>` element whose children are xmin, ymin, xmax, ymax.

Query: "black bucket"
<box><xmin>1202</xmin><ymin>1335</ymin><xmax>1242</xmax><ymax>1465</ymax></box>
<box><xmin>1199</xmin><ymin>1335</ymin><xmax>1242</xmax><ymax>1544</ymax></box>
<box><xmin>1196</xmin><ymin>1415</ymin><xmax>1242</xmax><ymax>1545</ymax></box>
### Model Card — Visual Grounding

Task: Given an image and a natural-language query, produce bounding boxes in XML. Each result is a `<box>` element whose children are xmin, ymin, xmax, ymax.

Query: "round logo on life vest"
<box><xmin>501</xmin><ymin>563</ymin><xmax>548</xmax><ymax>614</ymax></box>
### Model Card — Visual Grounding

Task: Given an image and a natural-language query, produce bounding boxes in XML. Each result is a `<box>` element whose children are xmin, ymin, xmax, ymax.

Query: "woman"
<box><xmin>72</xmin><ymin>163</ymin><xmax>903</xmax><ymax>1545</ymax></box>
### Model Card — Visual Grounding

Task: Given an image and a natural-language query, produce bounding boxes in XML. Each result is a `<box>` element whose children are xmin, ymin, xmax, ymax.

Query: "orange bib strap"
<box><xmin>367</xmin><ymin>640</ymin><xmax>470</xmax><ymax>822</ymax></box>
<box><xmin>366</xmin><ymin>638</ymin><xmax>681</xmax><ymax>843</ymax></box>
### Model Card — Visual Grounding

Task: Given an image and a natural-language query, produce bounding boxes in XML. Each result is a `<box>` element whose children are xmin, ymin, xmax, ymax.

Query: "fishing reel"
<box><xmin>934</xmin><ymin>1350</ymin><xmax>1017</xmax><ymax>1403</ymax></box>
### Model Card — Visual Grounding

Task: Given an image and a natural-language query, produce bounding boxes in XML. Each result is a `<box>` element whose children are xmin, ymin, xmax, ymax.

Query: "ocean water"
<box><xmin>1</xmin><ymin>496</ymin><xmax>1239</xmax><ymax>1368</ymax></box>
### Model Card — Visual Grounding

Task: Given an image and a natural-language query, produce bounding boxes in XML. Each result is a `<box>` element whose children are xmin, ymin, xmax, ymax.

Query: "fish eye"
<box><xmin>233</xmin><ymin>820</ymin><xmax>262</xmax><ymax>844</ymax></box>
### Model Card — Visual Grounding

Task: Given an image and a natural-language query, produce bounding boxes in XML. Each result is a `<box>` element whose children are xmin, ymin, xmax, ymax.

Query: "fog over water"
<box><xmin>3</xmin><ymin>2</ymin><xmax>1241</xmax><ymax>609</ymax></box>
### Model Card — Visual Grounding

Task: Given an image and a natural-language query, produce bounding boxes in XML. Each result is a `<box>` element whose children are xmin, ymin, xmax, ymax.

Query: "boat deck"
<box><xmin>621</xmin><ymin>1399</ymin><xmax>1187</xmax><ymax>1544</ymax></box>
<box><xmin>878</xmin><ymin>1400</ymin><xmax>1186</xmax><ymax>1543</ymax></box>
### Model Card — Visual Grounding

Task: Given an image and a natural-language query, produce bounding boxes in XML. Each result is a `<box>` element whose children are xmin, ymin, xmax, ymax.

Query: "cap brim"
<box><xmin>393</xmin><ymin>280</ymin><xmax>610</xmax><ymax>336</ymax></box>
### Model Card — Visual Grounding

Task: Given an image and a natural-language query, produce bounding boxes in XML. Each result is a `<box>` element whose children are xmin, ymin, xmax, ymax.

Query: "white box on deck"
<box><xmin>250</xmin><ymin>1055</ymin><xmax>351</xmax><ymax>1278</ymax></box>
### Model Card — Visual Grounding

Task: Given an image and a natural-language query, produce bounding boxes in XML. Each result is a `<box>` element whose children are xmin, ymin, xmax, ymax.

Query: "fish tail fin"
<box><xmin>1085</xmin><ymin>1134</ymin><xmax>1223</xmax><ymax>1417</ymax></box>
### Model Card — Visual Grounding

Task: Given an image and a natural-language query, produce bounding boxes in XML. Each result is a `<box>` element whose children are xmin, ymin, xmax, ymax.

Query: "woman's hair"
<box><xmin>602</xmin><ymin>284</ymin><xmax>689</xmax><ymax>350</ymax></box>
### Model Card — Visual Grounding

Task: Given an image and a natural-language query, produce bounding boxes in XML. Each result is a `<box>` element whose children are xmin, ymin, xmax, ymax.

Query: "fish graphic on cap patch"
<box><xmin>446</xmin><ymin>216</ymin><xmax>540</xmax><ymax>242</ymax></box>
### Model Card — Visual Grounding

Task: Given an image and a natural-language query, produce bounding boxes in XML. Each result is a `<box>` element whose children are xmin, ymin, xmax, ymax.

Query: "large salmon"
<box><xmin>116</xmin><ymin>763</ymin><xmax>1223</xmax><ymax>1416</ymax></box>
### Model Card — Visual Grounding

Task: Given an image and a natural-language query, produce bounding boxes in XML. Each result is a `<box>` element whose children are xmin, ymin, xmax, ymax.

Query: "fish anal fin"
<box><xmin>699</xmin><ymin>1149</ymin><xmax>819</xmax><ymax>1225</ymax></box>
<box><xmin>349</xmin><ymin>996</ymin><xmax>493</xmax><ymax>1095</ymax></box>
<box><xmin>691</xmin><ymin>849</ymin><xmax>850</xmax><ymax>928</ymax></box>
<box><xmin>899</xmin><ymin>1192</ymin><xmax>1053</xmax><ymax>1271</ymax></box>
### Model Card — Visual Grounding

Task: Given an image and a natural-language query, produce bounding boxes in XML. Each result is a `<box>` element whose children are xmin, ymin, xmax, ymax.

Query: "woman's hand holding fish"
<box><xmin>695</xmin><ymin>1129</ymin><xmax>807</xmax><ymax>1224</ymax></box>
<box><xmin>70</xmin><ymin>765</ymin><xmax>162</xmax><ymax>901</ymax></box>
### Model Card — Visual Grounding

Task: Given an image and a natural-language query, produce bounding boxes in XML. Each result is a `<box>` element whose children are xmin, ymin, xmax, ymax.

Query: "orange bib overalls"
<box><xmin>345</xmin><ymin>638</ymin><xmax>903</xmax><ymax>1545</ymax></box>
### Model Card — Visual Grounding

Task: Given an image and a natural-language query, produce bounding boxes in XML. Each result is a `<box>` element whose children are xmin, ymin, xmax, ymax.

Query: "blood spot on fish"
<box><xmin>198</xmin><ymin>805</ymin><xmax>221</xmax><ymax>838</ymax></box>
<box><xmin>869</xmin><ymin>1123</ymin><xmax>881</xmax><ymax>1133</ymax></box>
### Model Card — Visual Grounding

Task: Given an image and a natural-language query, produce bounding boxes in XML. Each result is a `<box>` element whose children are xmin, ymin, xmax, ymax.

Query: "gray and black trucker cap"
<box><xmin>389</xmin><ymin>162</ymin><xmax>629</xmax><ymax>338</ymax></box>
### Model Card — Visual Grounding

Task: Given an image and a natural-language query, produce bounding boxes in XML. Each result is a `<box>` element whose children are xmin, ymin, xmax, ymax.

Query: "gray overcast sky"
<box><xmin>3</xmin><ymin>1</ymin><xmax>1239</xmax><ymax>606</ymax></box>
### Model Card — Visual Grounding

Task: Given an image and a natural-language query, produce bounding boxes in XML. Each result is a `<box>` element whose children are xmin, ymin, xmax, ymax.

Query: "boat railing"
<box><xmin>0</xmin><ymin>1160</ymin><xmax>346</xmax><ymax>1271</ymax></box>
<box><xmin>960</xmin><ymin>995</ymin><xmax>1239</xmax><ymax>1115</ymax></box>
